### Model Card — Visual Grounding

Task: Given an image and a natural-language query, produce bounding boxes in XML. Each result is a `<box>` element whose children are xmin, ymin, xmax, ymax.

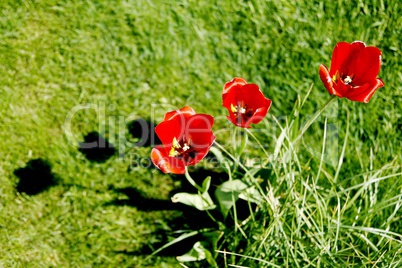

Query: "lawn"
<box><xmin>0</xmin><ymin>0</ymin><xmax>401</xmax><ymax>267</ymax></box>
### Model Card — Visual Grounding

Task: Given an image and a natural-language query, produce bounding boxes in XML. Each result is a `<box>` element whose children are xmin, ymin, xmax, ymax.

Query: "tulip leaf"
<box><xmin>215</xmin><ymin>189</ymin><xmax>234</xmax><ymax>218</ymax></box>
<box><xmin>219</xmin><ymin>179</ymin><xmax>248</xmax><ymax>192</ymax></box>
<box><xmin>177</xmin><ymin>241</ymin><xmax>218</xmax><ymax>267</ymax></box>
<box><xmin>239</xmin><ymin>186</ymin><xmax>263</xmax><ymax>204</ymax></box>
<box><xmin>177</xmin><ymin>231</ymin><xmax>221</xmax><ymax>267</ymax></box>
<box><xmin>177</xmin><ymin>241</ymin><xmax>211</xmax><ymax>262</ymax></box>
<box><xmin>171</xmin><ymin>192</ymin><xmax>215</xmax><ymax>211</ymax></box>
<box><xmin>201</xmin><ymin>176</ymin><xmax>211</xmax><ymax>193</ymax></box>
<box><xmin>176</xmin><ymin>241</ymin><xmax>206</xmax><ymax>262</ymax></box>
<box><xmin>215</xmin><ymin>179</ymin><xmax>248</xmax><ymax>218</ymax></box>
<box><xmin>148</xmin><ymin>230</ymin><xmax>200</xmax><ymax>259</ymax></box>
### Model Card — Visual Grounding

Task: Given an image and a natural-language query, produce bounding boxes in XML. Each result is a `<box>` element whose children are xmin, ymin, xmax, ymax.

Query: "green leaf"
<box><xmin>202</xmin><ymin>230</ymin><xmax>223</xmax><ymax>257</ymax></box>
<box><xmin>215</xmin><ymin>179</ymin><xmax>248</xmax><ymax>218</ymax></box>
<box><xmin>177</xmin><ymin>233</ymin><xmax>221</xmax><ymax>267</ymax></box>
<box><xmin>239</xmin><ymin>186</ymin><xmax>263</xmax><ymax>204</ymax></box>
<box><xmin>201</xmin><ymin>176</ymin><xmax>212</xmax><ymax>193</ymax></box>
<box><xmin>171</xmin><ymin>192</ymin><xmax>216</xmax><ymax>211</ymax></box>
<box><xmin>219</xmin><ymin>179</ymin><xmax>248</xmax><ymax>192</ymax></box>
<box><xmin>203</xmin><ymin>244</ymin><xmax>218</xmax><ymax>267</ymax></box>
<box><xmin>176</xmin><ymin>241</ymin><xmax>206</xmax><ymax>262</ymax></box>
<box><xmin>215</xmin><ymin>189</ymin><xmax>233</xmax><ymax>218</ymax></box>
<box><xmin>149</xmin><ymin>229</ymin><xmax>221</xmax><ymax>262</ymax></box>
<box><xmin>148</xmin><ymin>230</ymin><xmax>200</xmax><ymax>259</ymax></box>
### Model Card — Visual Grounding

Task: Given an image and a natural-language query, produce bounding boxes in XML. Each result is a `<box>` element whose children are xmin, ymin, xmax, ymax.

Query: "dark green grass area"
<box><xmin>0</xmin><ymin>0</ymin><xmax>401</xmax><ymax>266</ymax></box>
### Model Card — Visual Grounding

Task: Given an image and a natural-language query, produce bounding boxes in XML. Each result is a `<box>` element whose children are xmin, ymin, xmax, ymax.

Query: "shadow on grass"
<box><xmin>108</xmin><ymin>187</ymin><xmax>177</xmax><ymax>211</ymax></box>
<box><xmin>108</xmin><ymin>168</ymin><xmax>228</xmax><ymax>214</ymax></box>
<box><xmin>126</xmin><ymin>118</ymin><xmax>161</xmax><ymax>147</ymax></box>
<box><xmin>109</xmin><ymin>186</ymin><xmax>215</xmax><ymax>261</ymax></box>
<box><xmin>79</xmin><ymin>131</ymin><xmax>116</xmax><ymax>162</ymax></box>
<box><xmin>107</xmin><ymin>168</ymin><xmax>229</xmax><ymax>259</ymax></box>
<box><xmin>14</xmin><ymin>158</ymin><xmax>58</xmax><ymax>195</ymax></box>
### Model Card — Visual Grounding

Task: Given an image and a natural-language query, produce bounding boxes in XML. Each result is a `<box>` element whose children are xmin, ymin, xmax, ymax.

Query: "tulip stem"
<box><xmin>184</xmin><ymin>168</ymin><xmax>203</xmax><ymax>192</ymax></box>
<box><xmin>184</xmin><ymin>168</ymin><xmax>220</xmax><ymax>223</ymax></box>
<box><xmin>293</xmin><ymin>95</ymin><xmax>336</xmax><ymax>145</ymax></box>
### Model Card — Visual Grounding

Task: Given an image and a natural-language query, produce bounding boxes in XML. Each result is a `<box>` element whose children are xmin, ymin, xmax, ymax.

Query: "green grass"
<box><xmin>0</xmin><ymin>0</ymin><xmax>401</xmax><ymax>267</ymax></box>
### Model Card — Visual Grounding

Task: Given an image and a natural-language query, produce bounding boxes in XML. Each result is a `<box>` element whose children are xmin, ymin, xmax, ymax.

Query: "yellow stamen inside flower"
<box><xmin>231</xmin><ymin>103</ymin><xmax>247</xmax><ymax>114</ymax></box>
<box><xmin>169</xmin><ymin>137</ymin><xmax>181</xmax><ymax>157</ymax></box>
<box><xmin>169</xmin><ymin>137</ymin><xmax>191</xmax><ymax>157</ymax></box>
<box><xmin>332</xmin><ymin>71</ymin><xmax>340</xmax><ymax>83</ymax></box>
<box><xmin>231</xmin><ymin>103</ymin><xmax>237</xmax><ymax>113</ymax></box>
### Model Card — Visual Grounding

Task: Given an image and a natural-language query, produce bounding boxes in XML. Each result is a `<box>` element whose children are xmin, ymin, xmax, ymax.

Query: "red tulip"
<box><xmin>222</xmin><ymin>77</ymin><xmax>272</xmax><ymax>128</ymax></box>
<box><xmin>319</xmin><ymin>41</ymin><xmax>384</xmax><ymax>103</ymax></box>
<box><xmin>151</xmin><ymin>106</ymin><xmax>215</xmax><ymax>174</ymax></box>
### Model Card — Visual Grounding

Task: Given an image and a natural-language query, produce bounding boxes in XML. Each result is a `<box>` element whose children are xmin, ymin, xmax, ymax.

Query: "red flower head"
<box><xmin>151</xmin><ymin>106</ymin><xmax>215</xmax><ymax>174</ymax></box>
<box><xmin>319</xmin><ymin>41</ymin><xmax>384</xmax><ymax>103</ymax></box>
<box><xmin>222</xmin><ymin>77</ymin><xmax>272</xmax><ymax>128</ymax></box>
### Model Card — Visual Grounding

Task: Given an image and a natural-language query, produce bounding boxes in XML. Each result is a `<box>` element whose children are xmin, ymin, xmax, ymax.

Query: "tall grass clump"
<box><xmin>216</xmin><ymin>92</ymin><xmax>401</xmax><ymax>267</ymax></box>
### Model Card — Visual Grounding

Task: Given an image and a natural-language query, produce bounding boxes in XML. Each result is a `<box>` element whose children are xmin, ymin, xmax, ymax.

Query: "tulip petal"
<box><xmin>155</xmin><ymin>116</ymin><xmax>184</xmax><ymax>149</ymax></box>
<box><xmin>186</xmin><ymin>134</ymin><xmax>215</xmax><ymax>166</ymax></box>
<box><xmin>250</xmin><ymin>98</ymin><xmax>272</xmax><ymax>125</ymax></box>
<box><xmin>344</xmin><ymin>78</ymin><xmax>384</xmax><ymax>103</ymax></box>
<box><xmin>185</xmin><ymin>114</ymin><xmax>215</xmax><ymax>165</ymax></box>
<box><xmin>336</xmin><ymin>41</ymin><xmax>366</xmax><ymax>77</ymax></box>
<box><xmin>223</xmin><ymin>84</ymin><xmax>267</xmax><ymax>111</ymax></box>
<box><xmin>241</xmin><ymin>84</ymin><xmax>268</xmax><ymax>109</ymax></box>
<box><xmin>151</xmin><ymin>146</ymin><xmax>186</xmax><ymax>174</ymax></box>
<box><xmin>222</xmin><ymin>88</ymin><xmax>246</xmax><ymax>127</ymax></box>
<box><xmin>186</xmin><ymin>114</ymin><xmax>215</xmax><ymax>148</ymax></box>
<box><xmin>333</xmin><ymin>80</ymin><xmax>351</xmax><ymax>99</ymax></box>
<box><xmin>164</xmin><ymin>106</ymin><xmax>196</xmax><ymax>121</ymax></box>
<box><xmin>349</xmin><ymin>46</ymin><xmax>382</xmax><ymax>85</ymax></box>
<box><xmin>319</xmin><ymin>64</ymin><xmax>338</xmax><ymax>96</ymax></box>
<box><xmin>225</xmin><ymin>115</ymin><xmax>250</xmax><ymax>128</ymax></box>
<box><xmin>223</xmin><ymin>77</ymin><xmax>247</xmax><ymax>97</ymax></box>
<box><xmin>329</xmin><ymin>42</ymin><xmax>353</xmax><ymax>77</ymax></box>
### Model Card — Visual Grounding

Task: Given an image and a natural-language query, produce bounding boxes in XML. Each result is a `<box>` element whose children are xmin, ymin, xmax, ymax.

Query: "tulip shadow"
<box><xmin>108</xmin><ymin>166</ymin><xmax>257</xmax><ymax>264</ymax></box>
<box><xmin>108</xmin><ymin>186</ymin><xmax>215</xmax><ymax>261</ymax></box>
<box><xmin>126</xmin><ymin>118</ymin><xmax>161</xmax><ymax>147</ymax></box>
<box><xmin>107</xmin><ymin>169</ymin><xmax>230</xmax><ymax>259</ymax></box>
<box><xmin>14</xmin><ymin>158</ymin><xmax>58</xmax><ymax>195</ymax></box>
<box><xmin>78</xmin><ymin>131</ymin><xmax>116</xmax><ymax>162</ymax></box>
<box><xmin>107</xmin><ymin>182</ymin><xmax>218</xmax><ymax>229</ymax></box>
<box><xmin>107</xmin><ymin>186</ymin><xmax>177</xmax><ymax>211</ymax></box>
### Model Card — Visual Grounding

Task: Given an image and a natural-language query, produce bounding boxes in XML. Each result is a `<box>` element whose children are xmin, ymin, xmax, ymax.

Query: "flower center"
<box><xmin>332</xmin><ymin>71</ymin><xmax>354</xmax><ymax>86</ymax></box>
<box><xmin>169</xmin><ymin>137</ymin><xmax>192</xmax><ymax>157</ymax></box>
<box><xmin>230</xmin><ymin>102</ymin><xmax>255</xmax><ymax>125</ymax></box>
<box><xmin>231</xmin><ymin>103</ymin><xmax>249</xmax><ymax>115</ymax></box>
<box><xmin>343</xmin><ymin>75</ymin><xmax>352</xmax><ymax>85</ymax></box>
